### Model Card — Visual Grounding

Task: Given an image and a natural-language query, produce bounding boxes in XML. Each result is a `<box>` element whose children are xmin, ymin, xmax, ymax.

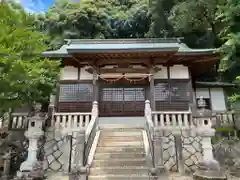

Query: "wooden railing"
<box><xmin>151</xmin><ymin>110</ymin><xmax>194</xmax><ymax>129</ymax></box>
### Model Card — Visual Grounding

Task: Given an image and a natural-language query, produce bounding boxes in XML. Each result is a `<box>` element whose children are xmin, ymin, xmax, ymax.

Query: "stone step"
<box><xmin>99</xmin><ymin>136</ymin><xmax>143</xmax><ymax>142</ymax></box>
<box><xmin>89</xmin><ymin>166</ymin><xmax>148</xmax><ymax>176</ymax></box>
<box><xmin>88</xmin><ymin>175</ymin><xmax>149</xmax><ymax>180</ymax></box>
<box><xmin>100</xmin><ymin>131</ymin><xmax>142</xmax><ymax>137</ymax></box>
<box><xmin>95</xmin><ymin>146</ymin><xmax>145</xmax><ymax>153</ymax></box>
<box><xmin>91</xmin><ymin>159</ymin><xmax>146</xmax><ymax>167</ymax></box>
<box><xmin>100</xmin><ymin>124</ymin><xmax>144</xmax><ymax>129</ymax></box>
<box><xmin>94</xmin><ymin>152</ymin><xmax>145</xmax><ymax>159</ymax></box>
<box><xmin>98</xmin><ymin>141</ymin><xmax>144</xmax><ymax>147</ymax></box>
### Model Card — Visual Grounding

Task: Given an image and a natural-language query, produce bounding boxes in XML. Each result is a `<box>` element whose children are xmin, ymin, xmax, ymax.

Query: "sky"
<box><xmin>19</xmin><ymin>0</ymin><xmax>55</xmax><ymax>13</ymax></box>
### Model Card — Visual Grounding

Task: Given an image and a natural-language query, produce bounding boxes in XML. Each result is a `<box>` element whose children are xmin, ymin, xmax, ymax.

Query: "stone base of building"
<box><xmin>193</xmin><ymin>170</ymin><xmax>227</xmax><ymax>180</ymax></box>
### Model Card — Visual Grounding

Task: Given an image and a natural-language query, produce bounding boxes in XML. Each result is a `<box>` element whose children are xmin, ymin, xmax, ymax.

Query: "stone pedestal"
<box><xmin>193</xmin><ymin>169</ymin><xmax>227</xmax><ymax>180</ymax></box>
<box><xmin>195</xmin><ymin>123</ymin><xmax>227</xmax><ymax>180</ymax></box>
<box><xmin>149</xmin><ymin>166</ymin><xmax>168</xmax><ymax>180</ymax></box>
<box><xmin>20</xmin><ymin>131</ymin><xmax>43</xmax><ymax>172</ymax></box>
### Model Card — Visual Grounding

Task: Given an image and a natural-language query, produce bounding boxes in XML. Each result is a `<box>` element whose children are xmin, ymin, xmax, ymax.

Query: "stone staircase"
<box><xmin>88</xmin><ymin>128</ymin><xmax>149</xmax><ymax>180</ymax></box>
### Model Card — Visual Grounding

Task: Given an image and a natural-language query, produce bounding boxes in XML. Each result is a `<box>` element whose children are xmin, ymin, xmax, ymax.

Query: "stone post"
<box><xmin>153</xmin><ymin>128</ymin><xmax>164</xmax><ymax>166</ymax></box>
<box><xmin>2</xmin><ymin>152</ymin><xmax>11</xmax><ymax>180</ymax></box>
<box><xmin>151</xmin><ymin>128</ymin><xmax>167</xmax><ymax>180</ymax></box>
<box><xmin>92</xmin><ymin>101</ymin><xmax>98</xmax><ymax>119</ymax></box>
<box><xmin>172</xmin><ymin>128</ymin><xmax>184</xmax><ymax>175</ymax></box>
<box><xmin>63</xmin><ymin>133</ymin><xmax>72</xmax><ymax>174</ymax></box>
<box><xmin>145</xmin><ymin>100</ymin><xmax>152</xmax><ymax>120</ymax></box>
<box><xmin>49</xmin><ymin>94</ymin><xmax>56</xmax><ymax>127</ymax></box>
<box><xmin>71</xmin><ymin>129</ymin><xmax>88</xmax><ymax>180</ymax></box>
<box><xmin>18</xmin><ymin>105</ymin><xmax>44</xmax><ymax>177</ymax></box>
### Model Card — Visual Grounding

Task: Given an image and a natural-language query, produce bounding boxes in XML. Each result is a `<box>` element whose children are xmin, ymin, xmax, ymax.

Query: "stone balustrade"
<box><xmin>52</xmin><ymin>112</ymin><xmax>92</xmax><ymax>131</ymax></box>
<box><xmin>151</xmin><ymin>110</ymin><xmax>194</xmax><ymax>129</ymax></box>
<box><xmin>213</xmin><ymin>111</ymin><xmax>235</xmax><ymax>127</ymax></box>
<box><xmin>9</xmin><ymin>113</ymin><xmax>28</xmax><ymax>130</ymax></box>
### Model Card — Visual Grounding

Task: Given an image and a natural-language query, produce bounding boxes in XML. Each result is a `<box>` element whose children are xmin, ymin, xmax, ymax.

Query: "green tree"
<box><xmin>216</xmin><ymin>0</ymin><xmax>240</xmax><ymax>78</ymax></box>
<box><xmin>0</xmin><ymin>2</ymin><xmax>60</xmax><ymax>118</ymax></box>
<box><xmin>147</xmin><ymin>0</ymin><xmax>175</xmax><ymax>37</ymax></box>
<box><xmin>36</xmin><ymin>0</ymin><xmax>151</xmax><ymax>49</ymax></box>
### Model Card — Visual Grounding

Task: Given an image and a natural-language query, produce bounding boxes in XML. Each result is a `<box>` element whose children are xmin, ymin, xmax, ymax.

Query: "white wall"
<box><xmin>79</xmin><ymin>66</ymin><xmax>93</xmax><ymax>80</ymax></box>
<box><xmin>60</xmin><ymin>66</ymin><xmax>78</xmax><ymax>80</ymax></box>
<box><xmin>154</xmin><ymin>65</ymin><xmax>168</xmax><ymax>79</ymax></box>
<box><xmin>210</xmin><ymin>88</ymin><xmax>226</xmax><ymax>111</ymax></box>
<box><xmin>170</xmin><ymin>65</ymin><xmax>189</xmax><ymax>79</ymax></box>
<box><xmin>195</xmin><ymin>87</ymin><xmax>227</xmax><ymax>111</ymax></box>
<box><xmin>195</xmin><ymin>88</ymin><xmax>210</xmax><ymax>98</ymax></box>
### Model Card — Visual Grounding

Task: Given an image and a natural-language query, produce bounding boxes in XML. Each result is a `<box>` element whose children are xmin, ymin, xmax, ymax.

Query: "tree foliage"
<box><xmin>36</xmin><ymin>0</ymin><xmax>150</xmax><ymax>49</ymax></box>
<box><xmin>0</xmin><ymin>2</ymin><xmax>60</xmax><ymax>116</ymax></box>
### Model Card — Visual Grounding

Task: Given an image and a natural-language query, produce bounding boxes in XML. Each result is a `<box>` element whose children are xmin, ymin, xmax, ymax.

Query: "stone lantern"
<box><xmin>17</xmin><ymin>104</ymin><xmax>45</xmax><ymax>177</ymax></box>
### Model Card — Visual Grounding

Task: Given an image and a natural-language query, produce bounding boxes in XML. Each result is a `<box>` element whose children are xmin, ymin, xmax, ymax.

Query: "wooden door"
<box><xmin>99</xmin><ymin>86</ymin><xmax>146</xmax><ymax>116</ymax></box>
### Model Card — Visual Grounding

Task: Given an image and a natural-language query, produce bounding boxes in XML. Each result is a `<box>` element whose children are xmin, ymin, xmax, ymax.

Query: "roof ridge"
<box><xmin>64</xmin><ymin>38</ymin><xmax>184</xmax><ymax>44</ymax></box>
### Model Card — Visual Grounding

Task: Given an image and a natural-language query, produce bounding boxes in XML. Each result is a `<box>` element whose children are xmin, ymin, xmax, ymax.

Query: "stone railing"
<box><xmin>213</xmin><ymin>111</ymin><xmax>235</xmax><ymax>127</ymax></box>
<box><xmin>15</xmin><ymin>102</ymin><xmax>99</xmax><ymax>179</ymax></box>
<box><xmin>68</xmin><ymin>101</ymin><xmax>99</xmax><ymax>179</ymax></box>
<box><xmin>51</xmin><ymin>112</ymin><xmax>92</xmax><ymax>132</ymax></box>
<box><xmin>144</xmin><ymin>100</ymin><xmax>222</xmax><ymax>177</ymax></box>
<box><xmin>151</xmin><ymin>110</ymin><xmax>194</xmax><ymax>129</ymax></box>
<box><xmin>9</xmin><ymin>112</ymin><xmax>28</xmax><ymax>130</ymax></box>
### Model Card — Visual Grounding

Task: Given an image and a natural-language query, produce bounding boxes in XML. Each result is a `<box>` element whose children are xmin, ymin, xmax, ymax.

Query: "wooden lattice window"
<box><xmin>59</xmin><ymin>83</ymin><xmax>93</xmax><ymax>102</ymax></box>
<box><xmin>154</xmin><ymin>80</ymin><xmax>190</xmax><ymax>111</ymax></box>
<box><xmin>57</xmin><ymin>83</ymin><xmax>93</xmax><ymax>112</ymax></box>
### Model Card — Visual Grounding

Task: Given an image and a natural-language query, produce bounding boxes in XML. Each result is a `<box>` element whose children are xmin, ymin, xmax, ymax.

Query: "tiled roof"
<box><xmin>42</xmin><ymin>38</ymin><xmax>216</xmax><ymax>57</ymax></box>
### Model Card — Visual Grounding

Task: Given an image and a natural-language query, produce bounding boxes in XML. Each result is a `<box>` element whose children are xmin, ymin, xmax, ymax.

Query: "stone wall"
<box><xmin>163</xmin><ymin>131</ymin><xmax>203</xmax><ymax>172</ymax></box>
<box><xmin>43</xmin><ymin>129</ymin><xmax>79</xmax><ymax>173</ymax></box>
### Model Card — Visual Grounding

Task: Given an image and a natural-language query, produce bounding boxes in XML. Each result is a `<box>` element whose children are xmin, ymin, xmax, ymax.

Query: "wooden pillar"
<box><xmin>92</xmin><ymin>65</ymin><xmax>99</xmax><ymax>102</ymax></box>
<box><xmin>188</xmin><ymin>68</ymin><xmax>194</xmax><ymax>104</ymax></box>
<box><xmin>149</xmin><ymin>67</ymin><xmax>155</xmax><ymax>110</ymax></box>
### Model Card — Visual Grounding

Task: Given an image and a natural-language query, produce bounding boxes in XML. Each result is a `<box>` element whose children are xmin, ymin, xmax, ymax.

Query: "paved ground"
<box><xmin>46</xmin><ymin>172</ymin><xmax>240</xmax><ymax>180</ymax></box>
